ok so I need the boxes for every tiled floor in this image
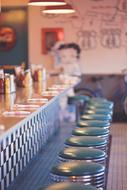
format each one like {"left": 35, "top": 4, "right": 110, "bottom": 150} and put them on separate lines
{"left": 107, "top": 122, "right": 127, "bottom": 190}
{"left": 7, "top": 122, "right": 127, "bottom": 190}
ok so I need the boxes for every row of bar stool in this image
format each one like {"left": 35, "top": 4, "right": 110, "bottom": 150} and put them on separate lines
{"left": 68, "top": 95, "right": 113, "bottom": 122}
{"left": 39, "top": 182, "right": 97, "bottom": 190}
{"left": 40, "top": 96, "right": 114, "bottom": 190}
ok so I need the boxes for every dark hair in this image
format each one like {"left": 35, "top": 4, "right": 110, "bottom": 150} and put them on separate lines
{"left": 58, "top": 44, "right": 67, "bottom": 50}
{"left": 67, "top": 43, "right": 81, "bottom": 56}
{"left": 58, "top": 42, "right": 81, "bottom": 59}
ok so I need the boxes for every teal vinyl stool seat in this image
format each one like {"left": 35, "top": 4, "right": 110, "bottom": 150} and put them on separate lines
{"left": 86, "top": 103, "right": 113, "bottom": 110}
{"left": 68, "top": 96, "right": 113, "bottom": 105}
{"left": 77, "top": 120, "right": 111, "bottom": 129}
{"left": 88, "top": 98, "right": 113, "bottom": 106}
{"left": 40, "top": 182, "right": 97, "bottom": 190}
{"left": 65, "top": 136, "right": 107, "bottom": 152}
{"left": 84, "top": 109, "right": 113, "bottom": 116}
{"left": 68, "top": 95, "right": 90, "bottom": 104}
{"left": 72, "top": 127, "right": 109, "bottom": 140}
{"left": 80, "top": 114, "right": 112, "bottom": 121}
{"left": 58, "top": 147, "right": 106, "bottom": 165}
{"left": 50, "top": 161, "right": 105, "bottom": 189}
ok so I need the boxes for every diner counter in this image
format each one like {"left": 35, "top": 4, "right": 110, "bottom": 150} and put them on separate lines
{"left": 0, "top": 75, "right": 80, "bottom": 190}
{"left": 0, "top": 76, "right": 78, "bottom": 137}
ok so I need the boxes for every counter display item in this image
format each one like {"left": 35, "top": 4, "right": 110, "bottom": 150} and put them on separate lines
{"left": 0, "top": 69, "right": 5, "bottom": 94}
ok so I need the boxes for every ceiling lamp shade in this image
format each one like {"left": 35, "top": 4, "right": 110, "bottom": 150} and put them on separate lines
{"left": 28, "top": 0, "right": 66, "bottom": 6}
{"left": 42, "top": 4, "right": 75, "bottom": 14}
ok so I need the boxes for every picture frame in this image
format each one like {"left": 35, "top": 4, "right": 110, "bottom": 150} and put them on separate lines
{"left": 0, "top": 26, "right": 16, "bottom": 51}
{"left": 41, "top": 28, "right": 64, "bottom": 54}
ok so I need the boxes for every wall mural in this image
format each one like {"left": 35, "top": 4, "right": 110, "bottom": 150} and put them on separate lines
{"left": 100, "top": 28, "right": 121, "bottom": 48}
{"left": 42, "top": 0, "right": 127, "bottom": 52}
{"left": 77, "top": 30, "right": 97, "bottom": 50}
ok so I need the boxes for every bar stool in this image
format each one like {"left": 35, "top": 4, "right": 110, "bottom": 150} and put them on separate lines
{"left": 50, "top": 161, "right": 105, "bottom": 189}
{"left": 39, "top": 182, "right": 97, "bottom": 190}
{"left": 72, "top": 127, "right": 109, "bottom": 141}
{"left": 68, "top": 95, "right": 90, "bottom": 104}
{"left": 58, "top": 147, "right": 106, "bottom": 165}
{"left": 65, "top": 136, "right": 108, "bottom": 152}
{"left": 84, "top": 109, "right": 113, "bottom": 116}
{"left": 68, "top": 95, "right": 90, "bottom": 122}
{"left": 68, "top": 95, "right": 112, "bottom": 105}
{"left": 67, "top": 95, "right": 112, "bottom": 121}
{"left": 68, "top": 96, "right": 113, "bottom": 122}
{"left": 86, "top": 103, "right": 113, "bottom": 111}
{"left": 80, "top": 114, "right": 112, "bottom": 122}
{"left": 77, "top": 120, "right": 111, "bottom": 129}
{"left": 88, "top": 97, "right": 114, "bottom": 107}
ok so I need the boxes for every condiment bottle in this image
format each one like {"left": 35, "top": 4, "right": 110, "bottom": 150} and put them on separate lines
{"left": 10, "top": 74, "right": 16, "bottom": 93}
{"left": 0, "top": 69, "right": 5, "bottom": 94}
{"left": 5, "top": 74, "right": 11, "bottom": 94}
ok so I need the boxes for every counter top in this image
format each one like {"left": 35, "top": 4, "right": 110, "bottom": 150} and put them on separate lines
{"left": 0, "top": 75, "right": 80, "bottom": 190}
{"left": 0, "top": 75, "right": 80, "bottom": 139}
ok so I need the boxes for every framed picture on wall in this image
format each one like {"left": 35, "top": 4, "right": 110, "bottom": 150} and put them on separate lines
{"left": 41, "top": 28, "right": 64, "bottom": 54}
{"left": 0, "top": 26, "right": 16, "bottom": 51}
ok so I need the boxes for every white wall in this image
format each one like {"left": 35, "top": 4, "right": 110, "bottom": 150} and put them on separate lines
{"left": 3, "top": 0, "right": 127, "bottom": 74}
{"left": 28, "top": 0, "right": 127, "bottom": 74}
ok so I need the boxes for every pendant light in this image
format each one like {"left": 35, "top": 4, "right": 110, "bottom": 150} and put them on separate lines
{"left": 42, "top": 4, "right": 75, "bottom": 14}
{"left": 28, "top": 0, "right": 66, "bottom": 6}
